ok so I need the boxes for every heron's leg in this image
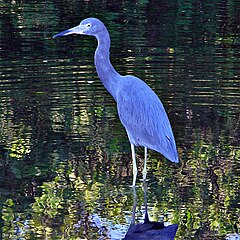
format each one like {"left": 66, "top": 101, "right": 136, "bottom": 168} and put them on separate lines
{"left": 131, "top": 185, "right": 137, "bottom": 224}
{"left": 131, "top": 144, "right": 137, "bottom": 186}
{"left": 143, "top": 147, "right": 147, "bottom": 181}
{"left": 143, "top": 178, "right": 149, "bottom": 223}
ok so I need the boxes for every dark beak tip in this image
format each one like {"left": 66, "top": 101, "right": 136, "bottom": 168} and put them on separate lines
{"left": 52, "top": 29, "right": 71, "bottom": 39}
{"left": 53, "top": 33, "right": 63, "bottom": 39}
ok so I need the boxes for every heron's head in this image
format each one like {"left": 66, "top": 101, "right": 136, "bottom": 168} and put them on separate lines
{"left": 53, "top": 18, "right": 106, "bottom": 38}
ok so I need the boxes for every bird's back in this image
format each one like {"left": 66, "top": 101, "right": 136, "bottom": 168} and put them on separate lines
{"left": 116, "top": 75, "right": 178, "bottom": 163}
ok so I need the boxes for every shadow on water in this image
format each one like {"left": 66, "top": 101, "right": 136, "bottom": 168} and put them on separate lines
{"left": 123, "top": 181, "right": 178, "bottom": 240}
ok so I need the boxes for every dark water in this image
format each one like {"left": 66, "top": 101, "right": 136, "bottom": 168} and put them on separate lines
{"left": 0, "top": 0, "right": 239, "bottom": 239}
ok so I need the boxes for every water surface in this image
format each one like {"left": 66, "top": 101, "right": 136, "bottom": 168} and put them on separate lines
{"left": 0, "top": 0, "right": 239, "bottom": 239}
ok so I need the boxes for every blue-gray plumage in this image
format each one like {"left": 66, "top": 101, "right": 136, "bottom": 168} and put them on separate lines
{"left": 53, "top": 18, "right": 179, "bottom": 186}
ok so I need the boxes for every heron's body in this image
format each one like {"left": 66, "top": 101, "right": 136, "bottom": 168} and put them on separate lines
{"left": 117, "top": 76, "right": 178, "bottom": 162}
{"left": 54, "top": 18, "right": 179, "bottom": 185}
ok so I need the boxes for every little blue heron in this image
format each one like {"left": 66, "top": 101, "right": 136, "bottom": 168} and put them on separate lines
{"left": 53, "top": 18, "right": 179, "bottom": 186}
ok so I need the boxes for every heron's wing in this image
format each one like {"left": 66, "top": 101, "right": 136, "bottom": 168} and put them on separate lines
{"left": 117, "top": 76, "right": 178, "bottom": 163}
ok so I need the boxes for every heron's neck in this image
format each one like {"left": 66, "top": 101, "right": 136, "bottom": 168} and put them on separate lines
{"left": 94, "top": 30, "right": 120, "bottom": 100}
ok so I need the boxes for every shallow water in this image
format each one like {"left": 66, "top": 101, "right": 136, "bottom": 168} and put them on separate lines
{"left": 0, "top": 0, "right": 239, "bottom": 239}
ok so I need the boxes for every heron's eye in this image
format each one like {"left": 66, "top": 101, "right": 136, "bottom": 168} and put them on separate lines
{"left": 86, "top": 23, "right": 91, "bottom": 28}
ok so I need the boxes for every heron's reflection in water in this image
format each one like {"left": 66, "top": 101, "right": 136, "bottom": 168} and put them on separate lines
{"left": 123, "top": 181, "right": 178, "bottom": 240}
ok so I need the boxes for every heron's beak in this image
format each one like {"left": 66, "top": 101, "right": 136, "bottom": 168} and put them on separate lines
{"left": 53, "top": 25, "right": 87, "bottom": 38}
